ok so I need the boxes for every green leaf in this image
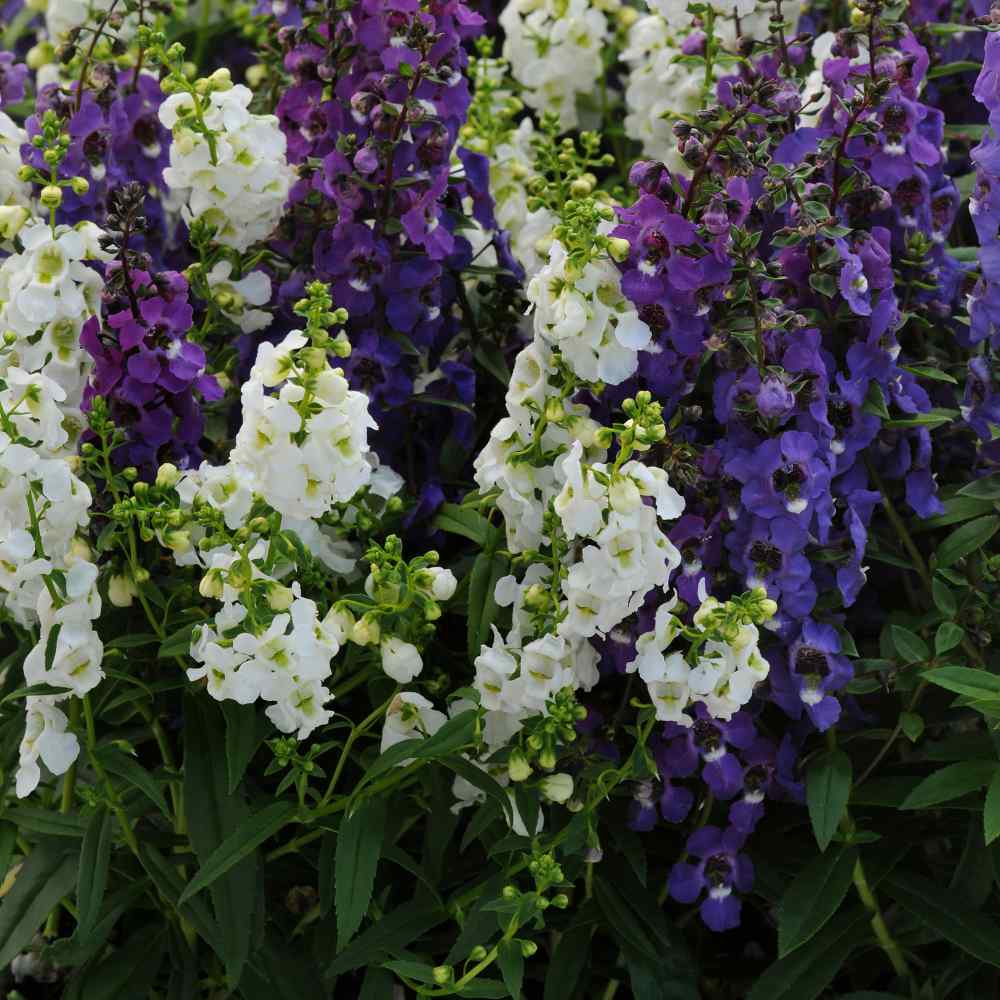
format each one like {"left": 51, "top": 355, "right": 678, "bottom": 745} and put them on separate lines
{"left": 807, "top": 750, "right": 852, "bottom": 851}
{"left": 326, "top": 898, "right": 447, "bottom": 977}
{"left": 76, "top": 807, "right": 113, "bottom": 938}
{"left": 958, "top": 473, "right": 1000, "bottom": 500}
{"left": 431, "top": 503, "right": 491, "bottom": 545}
{"left": 932, "top": 578, "right": 957, "bottom": 616}
{"left": 335, "top": 797, "right": 387, "bottom": 948}
{"left": 594, "top": 869, "right": 698, "bottom": 999}
{"left": 97, "top": 746, "right": 169, "bottom": 815}
{"left": 137, "top": 844, "right": 221, "bottom": 954}
{"left": 443, "top": 756, "right": 513, "bottom": 824}
{"left": 319, "top": 828, "right": 337, "bottom": 919}
{"left": 70, "top": 924, "right": 167, "bottom": 1000}
{"left": 935, "top": 516, "right": 1000, "bottom": 568}
{"left": 899, "top": 761, "right": 997, "bottom": 809}
{"left": 923, "top": 666, "right": 1000, "bottom": 701}
{"left": 899, "top": 712, "right": 924, "bottom": 743}
{"left": 928, "top": 59, "right": 985, "bottom": 78}
{"left": 986, "top": 771, "right": 1000, "bottom": 846}
{"left": 183, "top": 693, "right": 255, "bottom": 987}
{"left": 746, "top": 907, "right": 870, "bottom": 1000}
{"left": 180, "top": 801, "right": 296, "bottom": 904}
{"left": 935, "top": 622, "right": 965, "bottom": 656}
{"left": 543, "top": 907, "right": 597, "bottom": 1000}
{"left": 900, "top": 364, "right": 957, "bottom": 384}
{"left": 473, "top": 341, "right": 511, "bottom": 386}
{"left": 158, "top": 623, "right": 196, "bottom": 659}
{"left": 3, "top": 806, "right": 86, "bottom": 838}
{"left": 466, "top": 552, "right": 508, "bottom": 662}
{"left": 497, "top": 939, "right": 524, "bottom": 999}
{"left": 889, "top": 625, "right": 929, "bottom": 665}
{"left": 222, "top": 701, "right": 272, "bottom": 794}
{"left": 0, "top": 842, "right": 77, "bottom": 968}
{"left": 778, "top": 846, "right": 858, "bottom": 957}
{"left": 883, "top": 870, "right": 1000, "bottom": 966}
{"left": 43, "top": 622, "right": 62, "bottom": 673}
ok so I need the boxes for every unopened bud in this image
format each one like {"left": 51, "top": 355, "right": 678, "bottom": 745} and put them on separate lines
{"left": 40, "top": 185, "right": 63, "bottom": 209}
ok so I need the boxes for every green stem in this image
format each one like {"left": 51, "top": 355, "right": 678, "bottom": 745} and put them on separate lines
{"left": 852, "top": 856, "right": 911, "bottom": 981}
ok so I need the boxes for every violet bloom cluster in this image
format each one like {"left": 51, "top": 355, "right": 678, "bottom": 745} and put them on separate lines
{"left": 273, "top": 0, "right": 505, "bottom": 509}
{"left": 21, "top": 72, "right": 171, "bottom": 251}
{"left": 81, "top": 266, "right": 222, "bottom": 475}
{"left": 605, "top": 17, "right": 979, "bottom": 929}
{"left": 968, "top": 29, "right": 1000, "bottom": 463}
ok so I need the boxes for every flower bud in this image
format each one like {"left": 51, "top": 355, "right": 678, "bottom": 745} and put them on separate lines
{"left": 540, "top": 773, "right": 574, "bottom": 803}
{"left": 108, "top": 573, "right": 138, "bottom": 608}
{"left": 70, "top": 176, "right": 90, "bottom": 196}
{"left": 351, "top": 613, "right": 381, "bottom": 646}
{"left": 40, "top": 185, "right": 63, "bottom": 209}
{"left": 209, "top": 67, "right": 233, "bottom": 91}
{"left": 266, "top": 582, "right": 295, "bottom": 611}
{"left": 432, "top": 966, "right": 452, "bottom": 985}
{"left": 607, "top": 236, "right": 631, "bottom": 262}
{"left": 199, "top": 569, "right": 225, "bottom": 600}
{"left": 508, "top": 751, "right": 532, "bottom": 782}
{"left": 468, "top": 945, "right": 488, "bottom": 962}
{"left": 155, "top": 463, "right": 181, "bottom": 488}
{"left": 521, "top": 939, "right": 538, "bottom": 957}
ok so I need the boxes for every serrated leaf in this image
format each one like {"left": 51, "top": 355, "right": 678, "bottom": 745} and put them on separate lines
{"left": 778, "top": 846, "right": 858, "bottom": 957}
{"left": 889, "top": 625, "right": 929, "bottom": 665}
{"left": 899, "top": 761, "right": 996, "bottom": 809}
{"left": 935, "top": 622, "right": 964, "bottom": 656}
{"left": 884, "top": 870, "right": 1000, "bottom": 966}
{"left": 326, "top": 898, "right": 446, "bottom": 977}
{"left": 335, "top": 797, "right": 387, "bottom": 948}
{"left": 935, "top": 516, "right": 1000, "bottom": 568}
{"left": 76, "top": 807, "right": 113, "bottom": 938}
{"left": 180, "top": 801, "right": 296, "bottom": 904}
{"left": 807, "top": 750, "right": 852, "bottom": 851}
{"left": 498, "top": 939, "right": 524, "bottom": 999}
{"left": 0, "top": 842, "right": 77, "bottom": 968}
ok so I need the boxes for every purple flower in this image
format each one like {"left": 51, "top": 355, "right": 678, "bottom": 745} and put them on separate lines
{"left": 668, "top": 826, "right": 753, "bottom": 931}
{"left": 660, "top": 706, "right": 756, "bottom": 801}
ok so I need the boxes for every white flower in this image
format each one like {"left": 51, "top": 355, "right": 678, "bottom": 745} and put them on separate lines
{"left": 16, "top": 698, "right": 80, "bottom": 799}
{"left": 206, "top": 261, "right": 274, "bottom": 333}
{"left": 380, "top": 692, "right": 447, "bottom": 754}
{"left": 380, "top": 637, "right": 423, "bottom": 683}
{"left": 540, "top": 772, "right": 574, "bottom": 803}
{"left": 160, "top": 85, "right": 296, "bottom": 251}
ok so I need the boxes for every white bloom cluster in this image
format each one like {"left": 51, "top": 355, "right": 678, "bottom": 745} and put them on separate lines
{"left": 528, "top": 239, "right": 652, "bottom": 385}
{"left": 626, "top": 593, "right": 771, "bottom": 727}
{"left": 189, "top": 556, "right": 345, "bottom": 739}
{"left": 0, "top": 220, "right": 108, "bottom": 424}
{"left": 172, "top": 331, "right": 398, "bottom": 738}
{"left": 499, "top": 0, "right": 610, "bottom": 131}
{"left": 159, "top": 83, "right": 295, "bottom": 252}
{"left": 622, "top": 16, "right": 706, "bottom": 173}
{"left": 230, "top": 330, "right": 376, "bottom": 521}
{"left": 0, "top": 214, "right": 106, "bottom": 797}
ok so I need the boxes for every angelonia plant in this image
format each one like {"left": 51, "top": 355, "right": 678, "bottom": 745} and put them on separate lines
{"left": 0, "top": 0, "right": 998, "bottom": 997}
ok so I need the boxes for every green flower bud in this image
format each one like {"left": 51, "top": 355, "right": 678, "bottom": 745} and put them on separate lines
{"left": 40, "top": 185, "right": 63, "bottom": 209}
